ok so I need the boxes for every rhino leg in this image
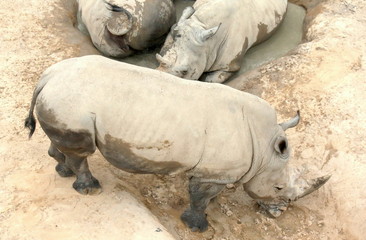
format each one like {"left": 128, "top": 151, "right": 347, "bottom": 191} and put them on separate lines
{"left": 48, "top": 142, "right": 100, "bottom": 194}
{"left": 181, "top": 177, "right": 225, "bottom": 232}
{"left": 202, "top": 70, "right": 234, "bottom": 83}
{"left": 48, "top": 143, "right": 74, "bottom": 177}
{"left": 62, "top": 153, "right": 101, "bottom": 195}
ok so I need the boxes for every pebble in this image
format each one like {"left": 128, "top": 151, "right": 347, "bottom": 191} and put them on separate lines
{"left": 226, "top": 210, "right": 233, "bottom": 217}
{"left": 317, "top": 220, "right": 325, "bottom": 227}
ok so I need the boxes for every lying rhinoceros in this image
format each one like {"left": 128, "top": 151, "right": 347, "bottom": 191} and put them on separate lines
{"left": 76, "top": 0, "right": 176, "bottom": 57}
{"left": 25, "top": 55, "right": 330, "bottom": 232}
{"left": 156, "top": 0, "right": 288, "bottom": 83}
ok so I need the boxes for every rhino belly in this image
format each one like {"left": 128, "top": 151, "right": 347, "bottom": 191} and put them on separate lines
{"left": 97, "top": 134, "right": 186, "bottom": 175}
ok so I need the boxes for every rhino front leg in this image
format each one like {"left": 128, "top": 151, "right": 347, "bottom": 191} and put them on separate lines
{"left": 64, "top": 154, "right": 102, "bottom": 195}
{"left": 48, "top": 143, "right": 74, "bottom": 177}
{"left": 181, "top": 177, "right": 225, "bottom": 232}
{"left": 202, "top": 70, "right": 234, "bottom": 83}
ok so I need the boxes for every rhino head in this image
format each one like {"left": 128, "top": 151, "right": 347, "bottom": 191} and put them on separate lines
{"left": 156, "top": 6, "right": 220, "bottom": 80}
{"left": 243, "top": 111, "right": 331, "bottom": 217}
{"left": 78, "top": 0, "right": 134, "bottom": 57}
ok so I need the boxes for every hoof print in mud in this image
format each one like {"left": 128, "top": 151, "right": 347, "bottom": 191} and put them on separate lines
{"left": 55, "top": 163, "right": 74, "bottom": 177}
{"left": 181, "top": 209, "right": 208, "bottom": 232}
{"left": 73, "top": 177, "right": 102, "bottom": 195}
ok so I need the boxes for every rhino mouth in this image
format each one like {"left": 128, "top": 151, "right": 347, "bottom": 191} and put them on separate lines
{"left": 257, "top": 201, "right": 289, "bottom": 218}
{"left": 106, "top": 29, "right": 130, "bottom": 52}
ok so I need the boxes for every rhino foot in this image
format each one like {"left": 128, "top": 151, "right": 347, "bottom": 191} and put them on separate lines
{"left": 55, "top": 163, "right": 75, "bottom": 177}
{"left": 73, "top": 175, "right": 102, "bottom": 195}
{"left": 202, "top": 70, "right": 234, "bottom": 84}
{"left": 181, "top": 209, "right": 208, "bottom": 232}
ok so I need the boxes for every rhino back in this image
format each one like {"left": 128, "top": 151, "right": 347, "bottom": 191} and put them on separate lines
{"left": 192, "top": 0, "right": 287, "bottom": 72}
{"left": 125, "top": 0, "right": 176, "bottom": 49}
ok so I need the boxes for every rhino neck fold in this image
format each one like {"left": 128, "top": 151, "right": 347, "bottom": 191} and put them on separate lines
{"left": 238, "top": 111, "right": 264, "bottom": 184}
{"left": 239, "top": 114, "right": 283, "bottom": 184}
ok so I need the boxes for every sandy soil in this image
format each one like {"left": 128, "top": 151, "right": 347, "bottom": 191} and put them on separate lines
{"left": 0, "top": 0, "right": 365, "bottom": 239}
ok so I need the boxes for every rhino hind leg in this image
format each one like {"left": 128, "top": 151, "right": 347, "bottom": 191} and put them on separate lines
{"left": 201, "top": 70, "right": 234, "bottom": 83}
{"left": 181, "top": 177, "right": 225, "bottom": 232}
{"left": 48, "top": 142, "right": 101, "bottom": 194}
{"left": 42, "top": 122, "right": 100, "bottom": 195}
{"left": 64, "top": 153, "right": 101, "bottom": 195}
{"left": 48, "top": 143, "right": 74, "bottom": 177}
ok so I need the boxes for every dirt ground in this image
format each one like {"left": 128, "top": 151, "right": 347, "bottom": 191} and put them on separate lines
{"left": 1, "top": 0, "right": 365, "bottom": 239}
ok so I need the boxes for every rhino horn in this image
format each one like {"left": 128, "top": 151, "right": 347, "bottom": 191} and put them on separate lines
{"left": 280, "top": 110, "right": 300, "bottom": 131}
{"left": 106, "top": 4, "right": 133, "bottom": 36}
{"left": 156, "top": 53, "right": 171, "bottom": 67}
{"left": 178, "top": 6, "right": 195, "bottom": 24}
{"left": 199, "top": 24, "right": 221, "bottom": 42}
{"left": 295, "top": 174, "right": 331, "bottom": 200}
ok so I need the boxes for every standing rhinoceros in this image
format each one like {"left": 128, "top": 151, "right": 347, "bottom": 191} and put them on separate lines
{"left": 76, "top": 0, "right": 176, "bottom": 57}
{"left": 25, "top": 55, "right": 329, "bottom": 232}
{"left": 156, "top": 0, "right": 288, "bottom": 83}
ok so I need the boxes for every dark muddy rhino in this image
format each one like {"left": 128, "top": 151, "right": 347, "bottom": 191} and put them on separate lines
{"left": 25, "top": 55, "right": 330, "bottom": 232}
{"left": 76, "top": 0, "right": 176, "bottom": 57}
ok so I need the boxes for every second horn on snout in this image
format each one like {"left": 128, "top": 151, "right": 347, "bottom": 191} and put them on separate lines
{"left": 156, "top": 53, "right": 172, "bottom": 67}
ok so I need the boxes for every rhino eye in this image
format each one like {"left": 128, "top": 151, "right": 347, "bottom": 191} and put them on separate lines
{"left": 274, "top": 186, "right": 283, "bottom": 191}
{"left": 172, "top": 30, "right": 182, "bottom": 40}
{"left": 181, "top": 70, "right": 188, "bottom": 76}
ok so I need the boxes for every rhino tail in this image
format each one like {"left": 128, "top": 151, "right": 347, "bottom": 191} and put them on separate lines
{"left": 24, "top": 113, "right": 36, "bottom": 139}
{"left": 24, "top": 73, "right": 51, "bottom": 139}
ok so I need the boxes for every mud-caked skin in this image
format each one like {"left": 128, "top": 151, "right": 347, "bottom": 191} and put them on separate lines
{"left": 55, "top": 163, "right": 74, "bottom": 177}
{"left": 181, "top": 178, "right": 225, "bottom": 232}
{"left": 25, "top": 56, "right": 330, "bottom": 232}
{"left": 76, "top": 0, "right": 176, "bottom": 57}
{"left": 72, "top": 174, "right": 101, "bottom": 195}
{"left": 48, "top": 144, "right": 74, "bottom": 177}
{"left": 181, "top": 210, "right": 208, "bottom": 232}
{"left": 48, "top": 142, "right": 101, "bottom": 194}
{"left": 157, "top": 0, "right": 288, "bottom": 83}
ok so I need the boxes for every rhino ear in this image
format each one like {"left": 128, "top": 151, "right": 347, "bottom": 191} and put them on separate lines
{"left": 274, "top": 136, "right": 289, "bottom": 157}
{"left": 106, "top": 4, "right": 133, "bottom": 35}
{"left": 199, "top": 24, "right": 221, "bottom": 42}
{"left": 178, "top": 6, "right": 195, "bottom": 24}
{"left": 280, "top": 111, "right": 300, "bottom": 131}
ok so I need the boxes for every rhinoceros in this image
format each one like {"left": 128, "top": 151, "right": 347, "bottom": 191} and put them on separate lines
{"left": 25, "top": 55, "right": 330, "bottom": 232}
{"left": 156, "top": 0, "right": 288, "bottom": 83}
{"left": 76, "top": 0, "right": 176, "bottom": 57}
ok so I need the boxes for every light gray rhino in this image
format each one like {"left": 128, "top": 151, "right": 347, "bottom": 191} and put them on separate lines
{"left": 76, "top": 0, "right": 176, "bottom": 57}
{"left": 156, "top": 0, "right": 288, "bottom": 83}
{"left": 25, "top": 55, "right": 330, "bottom": 232}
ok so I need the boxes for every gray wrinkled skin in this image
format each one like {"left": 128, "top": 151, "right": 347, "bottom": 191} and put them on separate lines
{"left": 25, "top": 56, "right": 330, "bottom": 232}
{"left": 76, "top": 0, "right": 176, "bottom": 57}
{"left": 157, "top": 0, "right": 288, "bottom": 83}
